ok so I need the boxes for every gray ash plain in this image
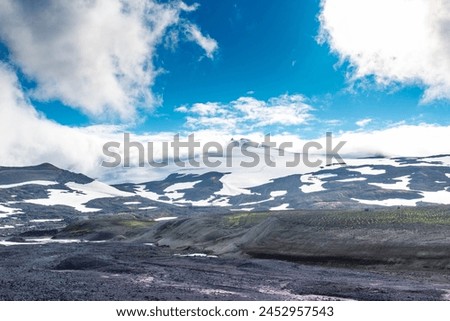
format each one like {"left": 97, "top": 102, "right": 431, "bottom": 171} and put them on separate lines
{"left": 0, "top": 207, "right": 449, "bottom": 301}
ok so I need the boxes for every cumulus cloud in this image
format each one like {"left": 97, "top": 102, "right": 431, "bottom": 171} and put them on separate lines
{"left": 2, "top": 62, "right": 450, "bottom": 183}
{"left": 3, "top": 1, "right": 450, "bottom": 184}
{"left": 184, "top": 23, "right": 218, "bottom": 59}
{"left": 318, "top": 0, "right": 450, "bottom": 102}
{"left": 0, "top": 62, "right": 176, "bottom": 182}
{"left": 336, "top": 124, "right": 450, "bottom": 157}
{"left": 0, "top": 63, "right": 106, "bottom": 174}
{"left": 168, "top": 124, "right": 450, "bottom": 159}
{"left": 356, "top": 118, "right": 372, "bottom": 127}
{"left": 190, "top": 102, "right": 222, "bottom": 116}
{"left": 0, "top": 0, "right": 217, "bottom": 120}
{"left": 176, "top": 94, "right": 314, "bottom": 132}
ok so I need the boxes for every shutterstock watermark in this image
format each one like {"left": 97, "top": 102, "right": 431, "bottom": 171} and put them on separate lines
{"left": 101, "top": 132, "right": 347, "bottom": 168}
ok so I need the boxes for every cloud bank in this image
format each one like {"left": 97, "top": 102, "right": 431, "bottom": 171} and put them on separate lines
{"left": 176, "top": 94, "right": 314, "bottom": 132}
{"left": 0, "top": 1, "right": 449, "bottom": 183}
{"left": 184, "top": 24, "right": 219, "bottom": 59}
{"left": 356, "top": 118, "right": 372, "bottom": 128}
{"left": 2, "top": 60, "right": 450, "bottom": 183}
{"left": 0, "top": 0, "right": 217, "bottom": 120}
{"left": 318, "top": 0, "right": 450, "bottom": 102}
{"left": 0, "top": 63, "right": 106, "bottom": 175}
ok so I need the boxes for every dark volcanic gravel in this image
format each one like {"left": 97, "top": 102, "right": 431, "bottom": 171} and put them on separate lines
{"left": 0, "top": 242, "right": 448, "bottom": 301}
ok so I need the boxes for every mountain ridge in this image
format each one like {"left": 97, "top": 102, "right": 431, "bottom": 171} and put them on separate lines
{"left": 0, "top": 153, "right": 450, "bottom": 235}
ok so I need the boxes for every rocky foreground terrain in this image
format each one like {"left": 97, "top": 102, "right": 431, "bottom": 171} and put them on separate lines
{"left": 1, "top": 159, "right": 450, "bottom": 300}
{"left": 1, "top": 207, "right": 449, "bottom": 300}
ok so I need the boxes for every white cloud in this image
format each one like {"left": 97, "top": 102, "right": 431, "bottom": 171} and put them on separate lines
{"left": 184, "top": 23, "right": 219, "bottom": 59}
{"left": 174, "top": 105, "right": 188, "bottom": 113}
{"left": 236, "top": 95, "right": 313, "bottom": 126}
{"left": 0, "top": 62, "right": 184, "bottom": 182}
{"left": 0, "top": 63, "right": 106, "bottom": 175}
{"left": 2, "top": 60, "right": 450, "bottom": 183}
{"left": 336, "top": 124, "right": 450, "bottom": 157}
{"left": 179, "top": 2, "right": 200, "bottom": 12}
{"left": 2, "top": 61, "right": 450, "bottom": 183}
{"left": 324, "top": 119, "right": 343, "bottom": 126}
{"left": 190, "top": 102, "right": 222, "bottom": 116}
{"left": 318, "top": 0, "right": 450, "bottom": 102}
{"left": 177, "top": 94, "right": 314, "bottom": 132}
{"left": 356, "top": 118, "right": 372, "bottom": 127}
{"left": 0, "top": 0, "right": 217, "bottom": 120}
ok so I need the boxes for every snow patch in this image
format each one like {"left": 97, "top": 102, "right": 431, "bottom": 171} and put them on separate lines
{"left": 300, "top": 174, "right": 326, "bottom": 193}
{"left": 138, "top": 206, "right": 157, "bottom": 210}
{"left": 143, "top": 181, "right": 204, "bottom": 204}
{"left": 317, "top": 173, "right": 338, "bottom": 179}
{"left": 349, "top": 166, "right": 386, "bottom": 175}
{"left": 164, "top": 181, "right": 201, "bottom": 192}
{"left": 270, "top": 203, "right": 291, "bottom": 211}
{"left": 164, "top": 191, "right": 185, "bottom": 201}
{"left": 25, "top": 181, "right": 133, "bottom": 213}
{"left": 154, "top": 217, "right": 178, "bottom": 222}
{"left": 418, "top": 156, "right": 450, "bottom": 166}
{"left": 27, "top": 238, "right": 82, "bottom": 244}
{"left": 270, "top": 190, "right": 287, "bottom": 197}
{"left": 353, "top": 187, "right": 450, "bottom": 206}
{"left": 135, "top": 185, "right": 163, "bottom": 202}
{"left": 174, "top": 253, "right": 218, "bottom": 258}
{"left": 215, "top": 176, "right": 252, "bottom": 196}
{"left": 352, "top": 198, "right": 418, "bottom": 206}
{"left": 421, "top": 191, "right": 450, "bottom": 205}
{"left": 369, "top": 176, "right": 411, "bottom": 191}
{"left": 0, "top": 238, "right": 82, "bottom": 246}
{"left": 336, "top": 177, "right": 367, "bottom": 183}
{"left": 0, "top": 205, "right": 22, "bottom": 218}
{"left": 29, "top": 219, "right": 63, "bottom": 223}
{"left": 210, "top": 197, "right": 231, "bottom": 207}
{"left": 0, "top": 204, "right": 23, "bottom": 217}
{"left": 0, "top": 180, "right": 57, "bottom": 189}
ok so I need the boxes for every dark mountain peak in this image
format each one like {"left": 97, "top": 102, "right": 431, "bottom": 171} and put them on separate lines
{"left": 34, "top": 163, "right": 60, "bottom": 170}
{"left": 0, "top": 163, "right": 61, "bottom": 172}
{"left": 226, "top": 137, "right": 260, "bottom": 149}
{"left": 0, "top": 163, "right": 93, "bottom": 185}
{"left": 418, "top": 154, "right": 450, "bottom": 159}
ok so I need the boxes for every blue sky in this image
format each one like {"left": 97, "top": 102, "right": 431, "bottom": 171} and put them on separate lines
{"left": 0, "top": 0, "right": 449, "bottom": 174}
{"left": 2, "top": 0, "right": 446, "bottom": 138}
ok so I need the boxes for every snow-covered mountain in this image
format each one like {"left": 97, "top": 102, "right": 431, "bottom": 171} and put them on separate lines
{"left": 113, "top": 152, "right": 450, "bottom": 211}
{"left": 1, "top": 145, "right": 450, "bottom": 233}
